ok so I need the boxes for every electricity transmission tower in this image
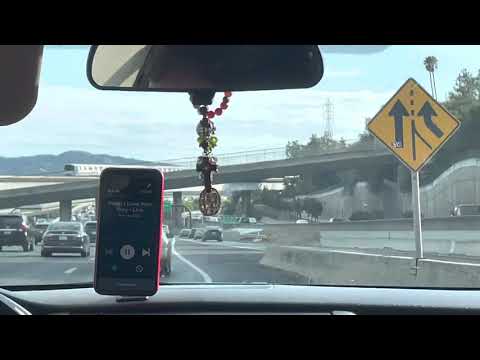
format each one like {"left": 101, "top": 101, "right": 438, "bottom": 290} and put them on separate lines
{"left": 323, "top": 98, "right": 334, "bottom": 139}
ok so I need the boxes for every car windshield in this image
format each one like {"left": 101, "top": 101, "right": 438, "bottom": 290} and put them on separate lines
{"left": 48, "top": 223, "right": 81, "bottom": 232}
{"left": 0, "top": 216, "right": 22, "bottom": 227}
{"left": 2, "top": 45, "right": 480, "bottom": 289}
{"left": 84, "top": 223, "right": 96, "bottom": 230}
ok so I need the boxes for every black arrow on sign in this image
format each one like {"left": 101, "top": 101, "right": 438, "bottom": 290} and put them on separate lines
{"left": 411, "top": 119, "right": 433, "bottom": 161}
{"left": 418, "top": 101, "right": 444, "bottom": 138}
{"left": 388, "top": 100, "right": 409, "bottom": 148}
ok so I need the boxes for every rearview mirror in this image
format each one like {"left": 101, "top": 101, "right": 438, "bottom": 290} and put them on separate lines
{"left": 87, "top": 45, "right": 323, "bottom": 92}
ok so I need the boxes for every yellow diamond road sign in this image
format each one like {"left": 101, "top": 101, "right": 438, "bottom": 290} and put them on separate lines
{"left": 368, "top": 78, "right": 461, "bottom": 172}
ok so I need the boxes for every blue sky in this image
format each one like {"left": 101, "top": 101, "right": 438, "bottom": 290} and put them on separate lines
{"left": 2, "top": 45, "right": 479, "bottom": 161}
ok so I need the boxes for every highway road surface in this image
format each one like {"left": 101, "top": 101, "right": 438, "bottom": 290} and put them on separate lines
{"left": 0, "top": 238, "right": 307, "bottom": 287}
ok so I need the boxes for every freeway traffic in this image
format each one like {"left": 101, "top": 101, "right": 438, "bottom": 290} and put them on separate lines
{"left": 0, "top": 237, "right": 307, "bottom": 287}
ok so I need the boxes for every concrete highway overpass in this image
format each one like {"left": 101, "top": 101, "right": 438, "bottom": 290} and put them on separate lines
{"left": 0, "top": 148, "right": 393, "bottom": 210}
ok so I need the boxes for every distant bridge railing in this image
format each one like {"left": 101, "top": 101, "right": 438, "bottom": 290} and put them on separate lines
{"left": 161, "top": 139, "right": 387, "bottom": 169}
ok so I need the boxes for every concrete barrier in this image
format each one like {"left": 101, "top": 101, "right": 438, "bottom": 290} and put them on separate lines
{"left": 261, "top": 216, "right": 480, "bottom": 232}
{"left": 259, "top": 219, "right": 480, "bottom": 256}
{"left": 260, "top": 245, "right": 480, "bottom": 287}
{"left": 317, "top": 231, "right": 480, "bottom": 256}
{"left": 222, "top": 216, "right": 480, "bottom": 249}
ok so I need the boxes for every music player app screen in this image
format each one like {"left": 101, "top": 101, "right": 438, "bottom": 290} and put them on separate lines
{"left": 97, "top": 173, "right": 160, "bottom": 279}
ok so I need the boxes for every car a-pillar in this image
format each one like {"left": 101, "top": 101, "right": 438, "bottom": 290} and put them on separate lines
{"left": 59, "top": 199, "right": 72, "bottom": 221}
{"left": 95, "top": 195, "right": 98, "bottom": 218}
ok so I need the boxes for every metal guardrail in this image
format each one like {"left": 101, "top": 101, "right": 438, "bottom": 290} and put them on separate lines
{"left": 160, "top": 139, "right": 385, "bottom": 169}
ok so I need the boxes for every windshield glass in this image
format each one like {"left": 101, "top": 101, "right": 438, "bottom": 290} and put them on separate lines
{"left": 84, "top": 223, "right": 96, "bottom": 231}
{"left": 48, "top": 223, "right": 81, "bottom": 232}
{"left": 0, "top": 216, "right": 22, "bottom": 227}
{"left": 2, "top": 45, "right": 480, "bottom": 288}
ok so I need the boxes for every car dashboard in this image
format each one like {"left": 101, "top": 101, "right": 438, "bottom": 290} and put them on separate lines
{"left": 1, "top": 284, "right": 480, "bottom": 315}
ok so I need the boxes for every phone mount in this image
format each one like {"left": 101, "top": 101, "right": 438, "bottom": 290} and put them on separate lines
{"left": 189, "top": 90, "right": 215, "bottom": 107}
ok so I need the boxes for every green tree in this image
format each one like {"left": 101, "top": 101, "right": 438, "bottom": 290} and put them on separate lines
{"left": 222, "top": 198, "right": 236, "bottom": 215}
{"left": 286, "top": 134, "right": 344, "bottom": 159}
{"left": 424, "top": 56, "right": 438, "bottom": 98}
{"left": 294, "top": 197, "right": 303, "bottom": 219}
{"left": 421, "top": 69, "right": 480, "bottom": 185}
{"left": 309, "top": 200, "right": 323, "bottom": 222}
{"left": 282, "top": 176, "right": 301, "bottom": 197}
{"left": 301, "top": 198, "right": 323, "bottom": 222}
{"left": 448, "top": 68, "right": 478, "bottom": 102}
{"left": 358, "top": 131, "right": 374, "bottom": 144}
{"left": 286, "top": 140, "right": 303, "bottom": 159}
{"left": 444, "top": 68, "right": 480, "bottom": 120}
{"left": 183, "top": 197, "right": 199, "bottom": 211}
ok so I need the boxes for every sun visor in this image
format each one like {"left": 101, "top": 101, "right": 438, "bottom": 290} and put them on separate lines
{"left": 0, "top": 45, "right": 43, "bottom": 126}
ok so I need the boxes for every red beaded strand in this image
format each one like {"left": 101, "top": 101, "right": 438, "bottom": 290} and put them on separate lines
{"left": 201, "top": 91, "right": 232, "bottom": 120}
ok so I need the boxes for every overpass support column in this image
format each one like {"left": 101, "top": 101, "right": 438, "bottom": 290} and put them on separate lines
{"left": 383, "top": 164, "right": 402, "bottom": 219}
{"left": 340, "top": 170, "right": 356, "bottom": 220}
{"left": 302, "top": 169, "right": 314, "bottom": 193}
{"left": 240, "top": 190, "right": 253, "bottom": 217}
{"left": 60, "top": 199, "right": 72, "bottom": 221}
{"left": 173, "top": 192, "right": 183, "bottom": 231}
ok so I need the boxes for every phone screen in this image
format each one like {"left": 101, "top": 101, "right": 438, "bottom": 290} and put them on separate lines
{"left": 94, "top": 168, "right": 163, "bottom": 296}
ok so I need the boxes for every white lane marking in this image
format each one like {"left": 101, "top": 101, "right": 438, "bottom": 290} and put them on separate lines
{"left": 282, "top": 245, "right": 414, "bottom": 260}
{"left": 172, "top": 243, "right": 212, "bottom": 283}
{"left": 177, "top": 238, "right": 264, "bottom": 252}
{"left": 224, "top": 243, "right": 265, "bottom": 251}
{"left": 64, "top": 267, "right": 77, "bottom": 274}
{"left": 421, "top": 258, "right": 480, "bottom": 267}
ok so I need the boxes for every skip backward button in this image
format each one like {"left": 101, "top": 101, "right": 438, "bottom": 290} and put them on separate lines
{"left": 142, "top": 248, "right": 151, "bottom": 257}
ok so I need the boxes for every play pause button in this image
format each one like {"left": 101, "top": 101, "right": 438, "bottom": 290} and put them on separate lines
{"left": 120, "top": 245, "right": 135, "bottom": 260}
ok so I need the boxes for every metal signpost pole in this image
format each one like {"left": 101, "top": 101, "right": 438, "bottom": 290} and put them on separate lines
{"left": 411, "top": 171, "right": 423, "bottom": 259}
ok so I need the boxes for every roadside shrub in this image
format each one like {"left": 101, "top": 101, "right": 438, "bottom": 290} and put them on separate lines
{"left": 371, "top": 210, "right": 384, "bottom": 219}
{"left": 349, "top": 211, "right": 372, "bottom": 221}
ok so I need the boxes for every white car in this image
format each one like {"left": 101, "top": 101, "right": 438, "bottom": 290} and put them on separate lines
{"left": 329, "top": 217, "right": 348, "bottom": 223}
{"left": 161, "top": 228, "right": 172, "bottom": 276}
{"left": 240, "top": 217, "right": 257, "bottom": 224}
{"left": 295, "top": 219, "right": 309, "bottom": 224}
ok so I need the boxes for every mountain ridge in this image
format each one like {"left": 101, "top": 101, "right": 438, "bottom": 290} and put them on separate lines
{"left": 0, "top": 151, "right": 167, "bottom": 175}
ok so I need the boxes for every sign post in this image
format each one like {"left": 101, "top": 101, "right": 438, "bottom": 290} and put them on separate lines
{"left": 367, "top": 78, "right": 460, "bottom": 262}
{"left": 411, "top": 171, "right": 423, "bottom": 259}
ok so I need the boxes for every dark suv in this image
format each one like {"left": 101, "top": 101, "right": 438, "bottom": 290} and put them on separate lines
{"left": 84, "top": 221, "right": 97, "bottom": 244}
{"left": 0, "top": 215, "right": 34, "bottom": 252}
{"left": 32, "top": 222, "right": 50, "bottom": 244}
{"left": 202, "top": 228, "right": 223, "bottom": 242}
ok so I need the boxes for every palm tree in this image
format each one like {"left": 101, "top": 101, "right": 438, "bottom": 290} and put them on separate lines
{"left": 424, "top": 56, "right": 438, "bottom": 99}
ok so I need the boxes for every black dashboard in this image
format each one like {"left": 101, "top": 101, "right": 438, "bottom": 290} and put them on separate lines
{"left": 1, "top": 284, "right": 480, "bottom": 315}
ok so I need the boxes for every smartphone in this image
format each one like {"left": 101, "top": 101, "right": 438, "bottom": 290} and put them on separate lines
{"left": 94, "top": 167, "right": 164, "bottom": 296}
